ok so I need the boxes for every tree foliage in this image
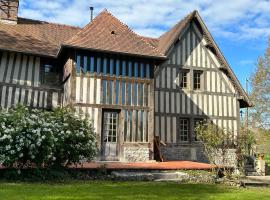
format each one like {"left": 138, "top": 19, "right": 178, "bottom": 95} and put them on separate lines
{"left": 249, "top": 38, "right": 270, "bottom": 128}
{"left": 196, "top": 123, "right": 254, "bottom": 175}
{"left": 195, "top": 123, "right": 231, "bottom": 168}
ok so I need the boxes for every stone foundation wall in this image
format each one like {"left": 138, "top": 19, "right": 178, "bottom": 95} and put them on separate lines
{"left": 161, "top": 144, "right": 209, "bottom": 163}
{"left": 212, "top": 149, "right": 237, "bottom": 167}
{"left": 124, "top": 147, "right": 150, "bottom": 162}
{"left": 161, "top": 144, "right": 237, "bottom": 167}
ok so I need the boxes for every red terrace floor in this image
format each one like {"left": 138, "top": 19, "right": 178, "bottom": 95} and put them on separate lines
{"left": 70, "top": 161, "right": 215, "bottom": 170}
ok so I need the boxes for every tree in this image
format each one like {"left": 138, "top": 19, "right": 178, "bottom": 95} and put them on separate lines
{"left": 249, "top": 37, "right": 270, "bottom": 129}
{"left": 196, "top": 123, "right": 254, "bottom": 176}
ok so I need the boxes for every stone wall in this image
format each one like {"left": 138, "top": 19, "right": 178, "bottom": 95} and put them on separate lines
{"left": 124, "top": 147, "right": 150, "bottom": 162}
{"left": 161, "top": 144, "right": 209, "bottom": 163}
{"left": 161, "top": 144, "right": 237, "bottom": 168}
{"left": 212, "top": 149, "right": 237, "bottom": 167}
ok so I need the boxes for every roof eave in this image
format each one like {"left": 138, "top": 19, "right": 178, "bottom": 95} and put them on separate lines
{"left": 61, "top": 44, "right": 166, "bottom": 60}
{"left": 0, "top": 47, "right": 57, "bottom": 58}
{"left": 193, "top": 12, "right": 252, "bottom": 107}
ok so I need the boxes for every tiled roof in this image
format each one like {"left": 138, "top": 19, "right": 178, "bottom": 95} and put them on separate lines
{"left": 0, "top": 9, "right": 251, "bottom": 107}
{"left": 140, "top": 11, "right": 196, "bottom": 54}
{"left": 0, "top": 18, "right": 80, "bottom": 57}
{"left": 157, "top": 11, "right": 196, "bottom": 54}
{"left": 65, "top": 9, "right": 165, "bottom": 59}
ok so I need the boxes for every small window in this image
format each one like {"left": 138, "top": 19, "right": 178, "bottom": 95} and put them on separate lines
{"left": 179, "top": 118, "right": 189, "bottom": 142}
{"left": 180, "top": 70, "right": 189, "bottom": 89}
{"left": 42, "top": 64, "right": 59, "bottom": 85}
{"left": 194, "top": 71, "right": 202, "bottom": 90}
{"left": 194, "top": 119, "right": 206, "bottom": 141}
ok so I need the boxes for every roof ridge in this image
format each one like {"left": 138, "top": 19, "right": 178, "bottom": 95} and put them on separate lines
{"left": 141, "top": 36, "right": 158, "bottom": 40}
{"left": 157, "top": 10, "right": 197, "bottom": 54}
{"left": 104, "top": 10, "right": 164, "bottom": 57}
{"left": 18, "top": 17, "right": 81, "bottom": 29}
{"left": 66, "top": 9, "right": 108, "bottom": 44}
{"left": 159, "top": 10, "right": 196, "bottom": 39}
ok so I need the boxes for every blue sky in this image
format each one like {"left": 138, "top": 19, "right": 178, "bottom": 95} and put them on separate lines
{"left": 19, "top": 0, "right": 270, "bottom": 87}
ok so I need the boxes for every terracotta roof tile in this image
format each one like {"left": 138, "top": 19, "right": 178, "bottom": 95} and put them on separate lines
{"left": 140, "top": 11, "right": 196, "bottom": 54}
{"left": 0, "top": 9, "right": 250, "bottom": 106}
{"left": 157, "top": 11, "right": 196, "bottom": 54}
{"left": 0, "top": 18, "right": 80, "bottom": 57}
{"left": 65, "top": 9, "right": 165, "bottom": 58}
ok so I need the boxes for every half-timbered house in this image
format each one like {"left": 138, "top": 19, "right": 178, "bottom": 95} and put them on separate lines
{"left": 0, "top": 0, "right": 251, "bottom": 163}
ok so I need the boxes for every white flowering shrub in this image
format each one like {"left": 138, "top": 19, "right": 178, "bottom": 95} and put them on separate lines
{"left": 52, "top": 108, "right": 97, "bottom": 167}
{"left": 0, "top": 105, "right": 96, "bottom": 168}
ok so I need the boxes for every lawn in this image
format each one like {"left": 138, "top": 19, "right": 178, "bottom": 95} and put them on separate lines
{"left": 264, "top": 154, "right": 270, "bottom": 165}
{"left": 0, "top": 181, "right": 270, "bottom": 200}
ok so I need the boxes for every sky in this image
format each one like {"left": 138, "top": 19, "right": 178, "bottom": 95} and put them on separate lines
{"left": 19, "top": 0, "right": 270, "bottom": 88}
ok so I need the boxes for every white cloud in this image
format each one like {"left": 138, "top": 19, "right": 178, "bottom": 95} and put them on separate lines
{"left": 239, "top": 59, "right": 255, "bottom": 66}
{"left": 18, "top": 0, "right": 270, "bottom": 40}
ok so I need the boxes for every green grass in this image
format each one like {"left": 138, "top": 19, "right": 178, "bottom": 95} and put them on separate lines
{"left": 264, "top": 154, "right": 270, "bottom": 165}
{"left": 0, "top": 181, "right": 270, "bottom": 200}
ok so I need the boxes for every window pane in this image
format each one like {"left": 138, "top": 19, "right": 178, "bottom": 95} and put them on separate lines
{"left": 115, "top": 80, "right": 119, "bottom": 104}
{"left": 97, "top": 57, "right": 101, "bottom": 74}
{"left": 110, "top": 58, "right": 114, "bottom": 75}
{"left": 146, "top": 64, "right": 150, "bottom": 78}
{"left": 122, "top": 61, "right": 126, "bottom": 76}
{"left": 43, "top": 64, "right": 59, "bottom": 85}
{"left": 76, "top": 55, "right": 81, "bottom": 73}
{"left": 116, "top": 60, "right": 120, "bottom": 76}
{"left": 180, "top": 71, "right": 188, "bottom": 88}
{"left": 179, "top": 118, "right": 189, "bottom": 142}
{"left": 122, "top": 81, "right": 125, "bottom": 105}
{"left": 103, "top": 58, "right": 107, "bottom": 74}
{"left": 194, "top": 71, "right": 202, "bottom": 90}
{"left": 134, "top": 62, "right": 138, "bottom": 77}
{"left": 83, "top": 56, "right": 88, "bottom": 73}
{"left": 128, "top": 61, "right": 132, "bottom": 77}
{"left": 90, "top": 57, "right": 94, "bottom": 73}
{"left": 140, "top": 63, "right": 144, "bottom": 78}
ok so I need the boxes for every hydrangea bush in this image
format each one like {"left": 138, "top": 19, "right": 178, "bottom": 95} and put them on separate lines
{"left": 0, "top": 105, "right": 96, "bottom": 168}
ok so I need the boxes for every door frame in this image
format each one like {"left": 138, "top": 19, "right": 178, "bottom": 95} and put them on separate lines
{"left": 101, "top": 109, "right": 121, "bottom": 161}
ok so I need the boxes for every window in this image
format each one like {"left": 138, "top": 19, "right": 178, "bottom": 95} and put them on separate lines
{"left": 193, "top": 71, "right": 202, "bottom": 90}
{"left": 103, "top": 112, "right": 118, "bottom": 143}
{"left": 75, "top": 53, "right": 154, "bottom": 78}
{"left": 194, "top": 118, "right": 205, "bottom": 141}
{"left": 42, "top": 64, "right": 59, "bottom": 85}
{"left": 179, "top": 118, "right": 189, "bottom": 142}
{"left": 180, "top": 70, "right": 188, "bottom": 89}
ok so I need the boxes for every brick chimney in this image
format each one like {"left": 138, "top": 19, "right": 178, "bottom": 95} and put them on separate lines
{"left": 0, "top": 0, "right": 19, "bottom": 24}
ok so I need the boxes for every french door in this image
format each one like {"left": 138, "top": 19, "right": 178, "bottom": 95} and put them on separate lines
{"left": 102, "top": 111, "right": 119, "bottom": 161}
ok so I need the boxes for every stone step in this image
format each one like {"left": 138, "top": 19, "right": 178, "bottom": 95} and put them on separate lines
{"left": 152, "top": 172, "right": 188, "bottom": 180}
{"left": 245, "top": 164, "right": 254, "bottom": 168}
{"left": 111, "top": 171, "right": 154, "bottom": 181}
{"left": 245, "top": 168, "right": 256, "bottom": 172}
{"left": 246, "top": 172, "right": 262, "bottom": 176}
{"left": 154, "top": 178, "right": 183, "bottom": 182}
{"left": 111, "top": 171, "right": 189, "bottom": 181}
{"left": 241, "top": 177, "right": 270, "bottom": 187}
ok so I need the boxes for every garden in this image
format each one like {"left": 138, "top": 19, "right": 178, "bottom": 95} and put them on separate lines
{"left": 0, "top": 106, "right": 269, "bottom": 200}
